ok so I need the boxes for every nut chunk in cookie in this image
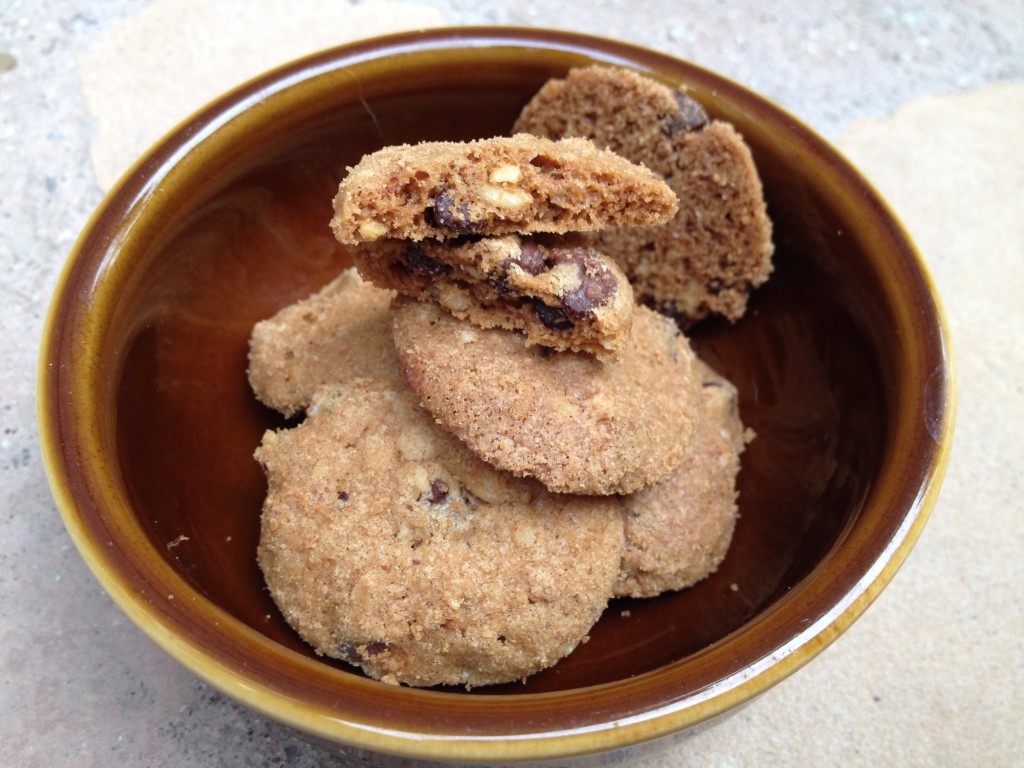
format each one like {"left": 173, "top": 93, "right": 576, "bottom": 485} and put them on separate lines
{"left": 256, "top": 378, "right": 623, "bottom": 688}
{"left": 514, "top": 65, "right": 774, "bottom": 326}
{"left": 393, "top": 299, "right": 702, "bottom": 496}
{"left": 330, "top": 134, "right": 678, "bottom": 244}
{"left": 353, "top": 234, "right": 633, "bottom": 358}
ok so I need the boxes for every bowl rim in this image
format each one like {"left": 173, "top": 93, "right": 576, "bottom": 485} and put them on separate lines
{"left": 38, "top": 25, "right": 956, "bottom": 763}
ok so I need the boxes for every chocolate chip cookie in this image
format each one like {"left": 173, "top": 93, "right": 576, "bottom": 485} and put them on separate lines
{"left": 513, "top": 65, "right": 774, "bottom": 326}
{"left": 392, "top": 299, "right": 702, "bottom": 496}
{"left": 615, "top": 360, "right": 747, "bottom": 598}
{"left": 352, "top": 234, "right": 633, "bottom": 358}
{"left": 330, "top": 133, "right": 678, "bottom": 244}
{"left": 256, "top": 377, "right": 624, "bottom": 688}
{"left": 247, "top": 268, "right": 397, "bottom": 417}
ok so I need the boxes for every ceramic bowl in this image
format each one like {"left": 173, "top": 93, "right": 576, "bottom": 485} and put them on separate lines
{"left": 39, "top": 27, "right": 954, "bottom": 766}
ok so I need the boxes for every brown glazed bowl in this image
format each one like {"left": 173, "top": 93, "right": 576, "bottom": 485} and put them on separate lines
{"left": 39, "top": 27, "right": 954, "bottom": 766}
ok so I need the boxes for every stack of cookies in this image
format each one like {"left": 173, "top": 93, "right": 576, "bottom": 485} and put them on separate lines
{"left": 247, "top": 67, "right": 770, "bottom": 689}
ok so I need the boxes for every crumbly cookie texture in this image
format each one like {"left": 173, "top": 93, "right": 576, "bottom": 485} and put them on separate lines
{"left": 393, "top": 299, "right": 702, "bottom": 496}
{"left": 247, "top": 268, "right": 397, "bottom": 417}
{"left": 615, "top": 359, "right": 748, "bottom": 598}
{"left": 330, "top": 133, "right": 678, "bottom": 244}
{"left": 256, "top": 378, "right": 624, "bottom": 688}
{"left": 352, "top": 234, "right": 633, "bottom": 359}
{"left": 513, "top": 65, "right": 774, "bottom": 326}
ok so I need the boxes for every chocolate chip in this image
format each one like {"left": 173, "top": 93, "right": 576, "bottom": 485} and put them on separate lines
{"left": 533, "top": 300, "right": 574, "bottom": 331}
{"left": 337, "top": 491, "right": 350, "bottom": 502}
{"left": 665, "top": 92, "right": 709, "bottom": 135}
{"left": 426, "top": 185, "right": 485, "bottom": 233}
{"left": 564, "top": 271, "right": 616, "bottom": 315}
{"left": 495, "top": 239, "right": 548, "bottom": 295}
{"left": 492, "top": 269, "right": 514, "bottom": 296}
{"left": 403, "top": 243, "right": 451, "bottom": 277}
{"left": 338, "top": 641, "right": 390, "bottom": 664}
{"left": 427, "top": 478, "right": 449, "bottom": 504}
{"left": 338, "top": 643, "right": 362, "bottom": 663}
{"left": 513, "top": 239, "right": 547, "bottom": 275}
{"left": 529, "top": 154, "right": 562, "bottom": 170}
{"left": 548, "top": 247, "right": 618, "bottom": 316}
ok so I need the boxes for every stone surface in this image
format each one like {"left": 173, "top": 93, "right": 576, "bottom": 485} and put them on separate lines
{"left": 1, "top": 1, "right": 1021, "bottom": 766}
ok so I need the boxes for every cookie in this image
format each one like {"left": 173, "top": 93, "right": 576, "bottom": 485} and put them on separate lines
{"left": 352, "top": 234, "right": 633, "bottom": 358}
{"left": 513, "top": 65, "right": 774, "bottom": 325}
{"left": 330, "top": 133, "right": 678, "bottom": 244}
{"left": 247, "top": 268, "right": 397, "bottom": 417}
{"left": 615, "top": 360, "right": 747, "bottom": 598}
{"left": 392, "top": 299, "right": 702, "bottom": 495}
{"left": 256, "top": 378, "right": 624, "bottom": 688}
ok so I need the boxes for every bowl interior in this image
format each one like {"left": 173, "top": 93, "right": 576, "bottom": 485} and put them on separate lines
{"left": 45, "top": 28, "right": 949, "bottom": 744}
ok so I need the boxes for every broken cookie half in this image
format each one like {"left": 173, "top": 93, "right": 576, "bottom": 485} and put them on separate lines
{"left": 514, "top": 65, "right": 774, "bottom": 326}
{"left": 330, "top": 133, "right": 678, "bottom": 244}
{"left": 352, "top": 234, "right": 634, "bottom": 359}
